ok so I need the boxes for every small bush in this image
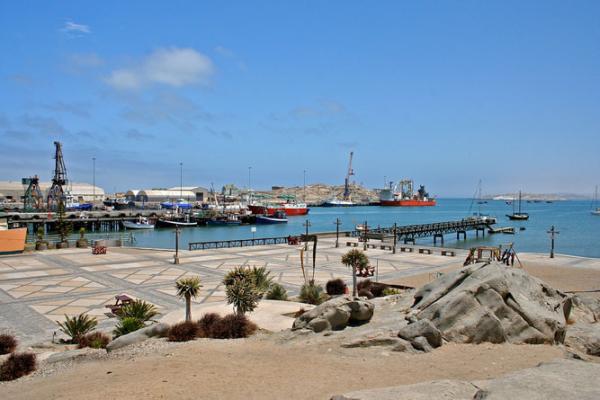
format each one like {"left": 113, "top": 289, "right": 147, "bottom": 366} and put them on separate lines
{"left": 325, "top": 279, "right": 347, "bottom": 296}
{"left": 225, "top": 275, "right": 260, "bottom": 315}
{"left": 57, "top": 313, "right": 98, "bottom": 343}
{"left": 210, "top": 314, "right": 257, "bottom": 339}
{"left": 299, "top": 282, "right": 326, "bottom": 305}
{"left": 250, "top": 266, "right": 274, "bottom": 297}
{"left": 222, "top": 266, "right": 254, "bottom": 287}
{"left": 266, "top": 283, "right": 288, "bottom": 300}
{"left": 0, "top": 334, "right": 17, "bottom": 355}
{"left": 78, "top": 332, "right": 110, "bottom": 349}
{"left": 168, "top": 321, "right": 199, "bottom": 342}
{"left": 382, "top": 287, "right": 402, "bottom": 296}
{"left": 357, "top": 279, "right": 387, "bottom": 298}
{"left": 358, "top": 289, "right": 374, "bottom": 299}
{"left": 197, "top": 313, "right": 222, "bottom": 338}
{"left": 113, "top": 317, "right": 145, "bottom": 338}
{"left": 0, "top": 352, "right": 36, "bottom": 381}
{"left": 118, "top": 300, "right": 159, "bottom": 322}
{"left": 293, "top": 308, "right": 306, "bottom": 318}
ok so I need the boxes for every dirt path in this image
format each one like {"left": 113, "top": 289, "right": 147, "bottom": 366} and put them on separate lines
{"left": 1, "top": 338, "right": 564, "bottom": 400}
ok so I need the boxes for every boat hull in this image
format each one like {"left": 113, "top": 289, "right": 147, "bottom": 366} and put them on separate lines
{"left": 248, "top": 205, "right": 309, "bottom": 216}
{"left": 380, "top": 199, "right": 436, "bottom": 207}
{"left": 0, "top": 228, "right": 27, "bottom": 254}
{"left": 122, "top": 221, "right": 155, "bottom": 229}
{"left": 506, "top": 214, "right": 529, "bottom": 221}
{"left": 256, "top": 216, "right": 288, "bottom": 224}
{"left": 206, "top": 220, "right": 241, "bottom": 226}
{"left": 156, "top": 219, "right": 197, "bottom": 228}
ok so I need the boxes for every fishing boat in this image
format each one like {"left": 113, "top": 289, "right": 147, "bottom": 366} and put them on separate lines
{"left": 379, "top": 180, "right": 436, "bottom": 206}
{"left": 506, "top": 191, "right": 529, "bottom": 220}
{"left": 160, "top": 199, "right": 193, "bottom": 210}
{"left": 256, "top": 211, "right": 288, "bottom": 224}
{"left": 206, "top": 214, "right": 242, "bottom": 226}
{"left": 0, "top": 218, "right": 27, "bottom": 255}
{"left": 123, "top": 217, "right": 155, "bottom": 229}
{"left": 592, "top": 186, "right": 600, "bottom": 216}
{"left": 248, "top": 201, "right": 309, "bottom": 216}
{"left": 156, "top": 218, "right": 197, "bottom": 228}
{"left": 322, "top": 198, "right": 354, "bottom": 207}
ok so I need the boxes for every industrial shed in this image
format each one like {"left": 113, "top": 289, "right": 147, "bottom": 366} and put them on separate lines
{"left": 0, "top": 181, "right": 105, "bottom": 203}
{"left": 136, "top": 189, "right": 197, "bottom": 203}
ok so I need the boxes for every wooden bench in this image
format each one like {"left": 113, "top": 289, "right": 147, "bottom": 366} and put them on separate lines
{"left": 441, "top": 250, "right": 456, "bottom": 257}
{"left": 105, "top": 294, "right": 133, "bottom": 315}
{"left": 92, "top": 246, "right": 107, "bottom": 255}
{"left": 367, "top": 243, "right": 378, "bottom": 249}
{"left": 418, "top": 248, "right": 432, "bottom": 254}
{"left": 380, "top": 245, "right": 392, "bottom": 250}
{"left": 400, "top": 247, "right": 413, "bottom": 253}
{"left": 346, "top": 242, "right": 358, "bottom": 247}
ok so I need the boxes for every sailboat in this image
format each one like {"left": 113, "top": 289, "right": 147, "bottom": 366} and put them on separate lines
{"left": 592, "top": 186, "right": 600, "bottom": 216}
{"left": 506, "top": 191, "right": 529, "bottom": 220}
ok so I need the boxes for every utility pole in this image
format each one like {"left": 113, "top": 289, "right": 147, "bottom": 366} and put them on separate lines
{"left": 392, "top": 222, "right": 397, "bottom": 254}
{"left": 547, "top": 225, "right": 559, "bottom": 259}
{"left": 179, "top": 162, "right": 183, "bottom": 200}
{"left": 303, "top": 219, "right": 311, "bottom": 251}
{"left": 174, "top": 225, "right": 180, "bottom": 264}
{"left": 363, "top": 220, "right": 368, "bottom": 251}
{"left": 334, "top": 218, "right": 342, "bottom": 248}
{"left": 92, "top": 157, "right": 96, "bottom": 205}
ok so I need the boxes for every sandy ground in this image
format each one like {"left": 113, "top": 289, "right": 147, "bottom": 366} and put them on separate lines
{"left": 0, "top": 337, "right": 565, "bottom": 400}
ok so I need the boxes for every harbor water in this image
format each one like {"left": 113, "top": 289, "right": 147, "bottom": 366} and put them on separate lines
{"left": 122, "top": 199, "right": 600, "bottom": 258}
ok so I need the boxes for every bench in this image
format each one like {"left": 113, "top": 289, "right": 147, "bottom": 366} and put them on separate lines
{"left": 441, "top": 250, "right": 456, "bottom": 257}
{"left": 400, "top": 247, "right": 413, "bottom": 253}
{"left": 380, "top": 245, "right": 393, "bottom": 250}
{"left": 367, "top": 243, "right": 378, "bottom": 249}
{"left": 105, "top": 294, "right": 133, "bottom": 315}
{"left": 418, "top": 248, "right": 432, "bottom": 254}
{"left": 346, "top": 242, "right": 358, "bottom": 247}
{"left": 92, "top": 246, "right": 107, "bottom": 255}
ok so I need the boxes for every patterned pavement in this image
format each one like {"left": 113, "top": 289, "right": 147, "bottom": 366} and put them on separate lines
{"left": 0, "top": 237, "right": 466, "bottom": 344}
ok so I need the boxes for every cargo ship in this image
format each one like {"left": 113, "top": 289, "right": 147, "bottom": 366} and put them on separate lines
{"left": 379, "top": 180, "right": 436, "bottom": 207}
{"left": 0, "top": 218, "right": 27, "bottom": 255}
{"left": 248, "top": 202, "right": 309, "bottom": 216}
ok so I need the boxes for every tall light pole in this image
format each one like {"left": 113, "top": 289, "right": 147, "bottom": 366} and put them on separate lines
{"left": 179, "top": 162, "right": 183, "bottom": 200}
{"left": 92, "top": 157, "right": 96, "bottom": 204}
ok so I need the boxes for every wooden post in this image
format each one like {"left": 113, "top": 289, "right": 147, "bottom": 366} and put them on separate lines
{"left": 363, "top": 220, "right": 368, "bottom": 251}
{"left": 547, "top": 225, "right": 559, "bottom": 259}
{"left": 392, "top": 223, "right": 397, "bottom": 254}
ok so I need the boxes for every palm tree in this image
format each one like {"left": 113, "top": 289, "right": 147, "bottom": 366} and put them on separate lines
{"left": 175, "top": 276, "right": 202, "bottom": 322}
{"left": 341, "top": 249, "right": 369, "bottom": 297}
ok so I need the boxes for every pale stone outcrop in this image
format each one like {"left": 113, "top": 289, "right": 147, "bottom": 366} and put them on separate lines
{"left": 292, "top": 296, "right": 374, "bottom": 333}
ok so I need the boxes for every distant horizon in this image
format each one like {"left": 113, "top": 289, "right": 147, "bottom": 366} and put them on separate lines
{"left": 1, "top": 2, "right": 599, "bottom": 197}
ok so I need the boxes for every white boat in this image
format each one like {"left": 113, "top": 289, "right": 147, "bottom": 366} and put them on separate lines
{"left": 323, "top": 198, "right": 354, "bottom": 207}
{"left": 123, "top": 217, "right": 155, "bottom": 229}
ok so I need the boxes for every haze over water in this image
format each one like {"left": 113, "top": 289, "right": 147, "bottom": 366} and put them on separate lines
{"left": 127, "top": 200, "right": 600, "bottom": 258}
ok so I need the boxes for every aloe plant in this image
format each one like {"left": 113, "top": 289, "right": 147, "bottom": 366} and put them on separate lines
{"left": 57, "top": 313, "right": 98, "bottom": 343}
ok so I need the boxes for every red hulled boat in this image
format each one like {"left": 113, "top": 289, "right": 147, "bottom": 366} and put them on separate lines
{"left": 248, "top": 202, "right": 309, "bottom": 216}
{"left": 379, "top": 180, "right": 436, "bottom": 207}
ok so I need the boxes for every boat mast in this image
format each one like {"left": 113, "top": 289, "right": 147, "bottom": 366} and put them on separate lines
{"left": 518, "top": 191, "right": 522, "bottom": 214}
{"left": 343, "top": 152, "right": 354, "bottom": 201}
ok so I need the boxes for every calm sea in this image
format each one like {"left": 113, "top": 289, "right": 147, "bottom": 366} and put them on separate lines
{"left": 125, "top": 199, "right": 600, "bottom": 258}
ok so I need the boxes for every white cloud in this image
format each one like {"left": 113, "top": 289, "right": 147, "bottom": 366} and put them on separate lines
{"left": 105, "top": 48, "right": 214, "bottom": 90}
{"left": 62, "top": 21, "right": 91, "bottom": 34}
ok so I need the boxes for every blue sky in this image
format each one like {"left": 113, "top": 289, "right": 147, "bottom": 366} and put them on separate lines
{"left": 1, "top": 1, "right": 599, "bottom": 196}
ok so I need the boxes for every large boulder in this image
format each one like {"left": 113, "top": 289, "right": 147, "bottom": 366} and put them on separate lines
{"left": 293, "top": 296, "right": 374, "bottom": 333}
{"left": 397, "top": 318, "right": 442, "bottom": 351}
{"left": 411, "top": 262, "right": 570, "bottom": 345}
{"left": 106, "top": 323, "right": 170, "bottom": 352}
{"left": 331, "top": 359, "right": 600, "bottom": 400}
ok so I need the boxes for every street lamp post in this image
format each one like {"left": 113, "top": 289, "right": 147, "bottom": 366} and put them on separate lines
{"left": 547, "top": 225, "right": 559, "bottom": 258}
{"left": 303, "top": 219, "right": 311, "bottom": 251}
{"left": 392, "top": 222, "right": 397, "bottom": 254}
{"left": 334, "top": 218, "right": 342, "bottom": 248}
{"left": 174, "top": 225, "right": 180, "bottom": 264}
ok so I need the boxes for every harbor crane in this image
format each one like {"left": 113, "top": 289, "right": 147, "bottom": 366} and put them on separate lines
{"left": 342, "top": 151, "right": 354, "bottom": 201}
{"left": 46, "top": 141, "right": 68, "bottom": 211}
{"left": 22, "top": 175, "right": 44, "bottom": 212}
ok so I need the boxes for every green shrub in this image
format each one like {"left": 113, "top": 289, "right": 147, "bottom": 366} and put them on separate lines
{"left": 0, "top": 352, "right": 36, "bottom": 381}
{"left": 224, "top": 270, "right": 260, "bottom": 315}
{"left": 77, "top": 332, "right": 111, "bottom": 349}
{"left": 0, "top": 334, "right": 17, "bottom": 355}
{"left": 266, "top": 283, "right": 288, "bottom": 300}
{"left": 209, "top": 313, "right": 257, "bottom": 339}
{"left": 382, "top": 287, "right": 402, "bottom": 296}
{"left": 113, "top": 317, "right": 145, "bottom": 337}
{"left": 299, "top": 282, "right": 326, "bottom": 305}
{"left": 325, "top": 279, "right": 347, "bottom": 296}
{"left": 197, "top": 313, "right": 222, "bottom": 338}
{"left": 57, "top": 313, "right": 98, "bottom": 343}
{"left": 250, "top": 266, "right": 273, "bottom": 297}
{"left": 167, "top": 321, "right": 199, "bottom": 342}
{"left": 119, "top": 300, "right": 159, "bottom": 322}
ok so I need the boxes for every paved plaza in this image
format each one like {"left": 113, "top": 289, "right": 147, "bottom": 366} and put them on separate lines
{"left": 0, "top": 237, "right": 467, "bottom": 344}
